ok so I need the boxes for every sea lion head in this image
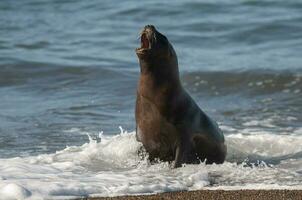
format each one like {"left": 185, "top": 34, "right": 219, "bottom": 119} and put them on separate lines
{"left": 136, "top": 25, "right": 178, "bottom": 74}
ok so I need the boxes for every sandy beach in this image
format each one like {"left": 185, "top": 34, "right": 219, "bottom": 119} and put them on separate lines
{"left": 79, "top": 190, "right": 302, "bottom": 200}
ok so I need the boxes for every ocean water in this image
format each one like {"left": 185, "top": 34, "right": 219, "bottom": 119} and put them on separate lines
{"left": 0, "top": 0, "right": 302, "bottom": 199}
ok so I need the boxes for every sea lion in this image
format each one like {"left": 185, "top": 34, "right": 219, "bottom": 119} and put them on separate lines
{"left": 135, "top": 25, "right": 226, "bottom": 168}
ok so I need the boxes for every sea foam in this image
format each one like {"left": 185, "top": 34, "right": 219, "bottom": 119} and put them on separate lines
{"left": 0, "top": 127, "right": 301, "bottom": 199}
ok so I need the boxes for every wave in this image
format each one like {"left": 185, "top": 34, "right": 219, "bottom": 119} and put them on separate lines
{"left": 1, "top": 62, "right": 301, "bottom": 93}
{"left": 0, "top": 128, "right": 301, "bottom": 199}
{"left": 182, "top": 69, "right": 302, "bottom": 96}
{"left": 0, "top": 63, "right": 135, "bottom": 88}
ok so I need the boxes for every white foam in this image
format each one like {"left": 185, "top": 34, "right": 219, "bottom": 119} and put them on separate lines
{"left": 0, "top": 184, "right": 31, "bottom": 200}
{"left": 226, "top": 133, "right": 302, "bottom": 157}
{"left": 0, "top": 132, "right": 209, "bottom": 199}
{"left": 242, "top": 119, "right": 275, "bottom": 128}
{"left": 0, "top": 128, "right": 301, "bottom": 199}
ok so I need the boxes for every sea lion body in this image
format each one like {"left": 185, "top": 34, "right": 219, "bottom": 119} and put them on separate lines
{"left": 135, "top": 25, "right": 226, "bottom": 167}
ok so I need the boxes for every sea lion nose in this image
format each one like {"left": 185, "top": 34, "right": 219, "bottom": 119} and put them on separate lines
{"left": 144, "top": 25, "right": 156, "bottom": 32}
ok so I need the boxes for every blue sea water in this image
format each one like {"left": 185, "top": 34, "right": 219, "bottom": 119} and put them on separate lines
{"left": 0, "top": 0, "right": 301, "bottom": 199}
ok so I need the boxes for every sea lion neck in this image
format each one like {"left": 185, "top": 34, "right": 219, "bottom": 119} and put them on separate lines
{"left": 138, "top": 59, "right": 180, "bottom": 86}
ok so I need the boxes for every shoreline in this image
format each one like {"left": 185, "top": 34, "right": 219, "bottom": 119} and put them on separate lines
{"left": 78, "top": 190, "right": 302, "bottom": 200}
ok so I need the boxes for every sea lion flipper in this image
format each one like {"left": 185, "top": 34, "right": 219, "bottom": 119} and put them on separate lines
{"left": 173, "top": 133, "right": 192, "bottom": 168}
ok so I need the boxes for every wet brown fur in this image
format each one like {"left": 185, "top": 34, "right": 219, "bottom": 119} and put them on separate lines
{"left": 135, "top": 25, "right": 226, "bottom": 168}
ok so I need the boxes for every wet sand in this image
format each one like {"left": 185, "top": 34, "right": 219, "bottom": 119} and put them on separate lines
{"left": 79, "top": 190, "right": 302, "bottom": 200}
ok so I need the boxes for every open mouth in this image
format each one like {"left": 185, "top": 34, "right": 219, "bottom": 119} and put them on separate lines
{"left": 136, "top": 32, "right": 153, "bottom": 54}
{"left": 141, "top": 33, "right": 150, "bottom": 49}
{"left": 136, "top": 25, "right": 158, "bottom": 55}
